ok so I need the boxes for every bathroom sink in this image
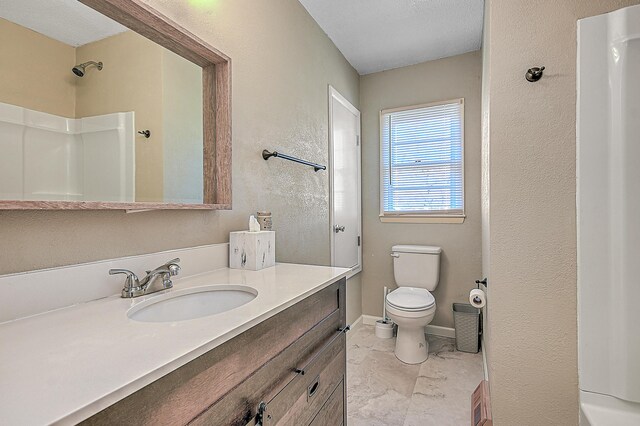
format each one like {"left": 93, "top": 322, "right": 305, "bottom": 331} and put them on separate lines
{"left": 127, "top": 285, "right": 258, "bottom": 323}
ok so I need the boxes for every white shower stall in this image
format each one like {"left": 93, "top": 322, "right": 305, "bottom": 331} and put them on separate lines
{"left": 577, "top": 4, "right": 640, "bottom": 425}
{"left": 0, "top": 102, "right": 135, "bottom": 202}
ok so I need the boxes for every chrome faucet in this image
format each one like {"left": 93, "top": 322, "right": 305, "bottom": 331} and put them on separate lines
{"left": 109, "top": 258, "right": 181, "bottom": 298}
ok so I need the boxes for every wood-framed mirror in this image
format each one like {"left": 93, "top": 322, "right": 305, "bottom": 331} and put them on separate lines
{"left": 0, "top": 0, "right": 231, "bottom": 210}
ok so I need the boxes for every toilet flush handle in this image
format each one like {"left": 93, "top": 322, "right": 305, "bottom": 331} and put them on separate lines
{"left": 390, "top": 253, "right": 400, "bottom": 258}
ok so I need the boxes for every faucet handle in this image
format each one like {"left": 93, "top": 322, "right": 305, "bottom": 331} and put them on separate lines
{"left": 109, "top": 268, "right": 137, "bottom": 277}
{"left": 109, "top": 268, "right": 139, "bottom": 290}
{"left": 164, "top": 258, "right": 181, "bottom": 277}
{"left": 168, "top": 263, "right": 181, "bottom": 277}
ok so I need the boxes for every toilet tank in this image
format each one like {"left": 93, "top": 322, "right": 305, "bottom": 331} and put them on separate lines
{"left": 392, "top": 245, "right": 442, "bottom": 290}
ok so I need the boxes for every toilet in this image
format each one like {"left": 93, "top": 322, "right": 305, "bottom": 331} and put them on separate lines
{"left": 386, "top": 244, "right": 442, "bottom": 364}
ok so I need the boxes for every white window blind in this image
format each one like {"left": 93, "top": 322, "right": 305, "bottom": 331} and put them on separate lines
{"left": 381, "top": 99, "right": 464, "bottom": 216}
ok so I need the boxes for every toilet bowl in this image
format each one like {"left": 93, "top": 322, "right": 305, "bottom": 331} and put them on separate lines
{"left": 387, "top": 244, "right": 441, "bottom": 364}
{"left": 386, "top": 287, "right": 436, "bottom": 364}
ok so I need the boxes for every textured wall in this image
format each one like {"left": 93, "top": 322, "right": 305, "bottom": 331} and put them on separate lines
{"left": 0, "top": 17, "right": 76, "bottom": 117}
{"left": 483, "top": 0, "right": 640, "bottom": 424}
{"left": 0, "top": 0, "right": 359, "bottom": 275}
{"left": 359, "top": 51, "right": 483, "bottom": 328}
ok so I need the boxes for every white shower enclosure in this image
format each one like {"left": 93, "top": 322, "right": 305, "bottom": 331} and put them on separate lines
{"left": 0, "top": 102, "right": 135, "bottom": 202}
{"left": 577, "top": 4, "right": 640, "bottom": 425}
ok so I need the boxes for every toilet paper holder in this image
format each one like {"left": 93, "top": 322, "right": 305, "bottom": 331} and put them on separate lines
{"left": 475, "top": 278, "right": 488, "bottom": 288}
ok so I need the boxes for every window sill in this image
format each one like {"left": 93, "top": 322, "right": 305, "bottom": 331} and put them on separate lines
{"left": 379, "top": 215, "right": 465, "bottom": 224}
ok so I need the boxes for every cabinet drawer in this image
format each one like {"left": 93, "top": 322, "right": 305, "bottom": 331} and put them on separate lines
{"left": 309, "top": 379, "right": 344, "bottom": 426}
{"left": 264, "top": 329, "right": 345, "bottom": 426}
{"left": 189, "top": 308, "right": 345, "bottom": 425}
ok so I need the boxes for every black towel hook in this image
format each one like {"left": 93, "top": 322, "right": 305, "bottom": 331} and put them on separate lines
{"left": 525, "top": 66, "right": 545, "bottom": 82}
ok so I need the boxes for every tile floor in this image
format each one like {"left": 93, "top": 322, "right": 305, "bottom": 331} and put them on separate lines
{"left": 347, "top": 323, "right": 483, "bottom": 426}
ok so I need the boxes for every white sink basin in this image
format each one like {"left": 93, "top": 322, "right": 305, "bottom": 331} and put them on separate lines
{"left": 127, "top": 285, "right": 258, "bottom": 323}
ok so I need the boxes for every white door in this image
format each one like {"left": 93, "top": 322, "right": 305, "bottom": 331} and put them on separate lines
{"left": 329, "top": 86, "right": 361, "bottom": 274}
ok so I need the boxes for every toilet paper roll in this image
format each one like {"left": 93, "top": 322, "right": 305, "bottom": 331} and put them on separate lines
{"left": 469, "top": 288, "right": 486, "bottom": 308}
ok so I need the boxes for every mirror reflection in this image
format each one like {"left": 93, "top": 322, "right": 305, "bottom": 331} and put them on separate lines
{"left": 0, "top": 0, "right": 204, "bottom": 204}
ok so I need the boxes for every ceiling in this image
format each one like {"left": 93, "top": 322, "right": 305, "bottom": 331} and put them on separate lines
{"left": 298, "top": 0, "right": 484, "bottom": 75}
{"left": 0, "top": 0, "right": 127, "bottom": 47}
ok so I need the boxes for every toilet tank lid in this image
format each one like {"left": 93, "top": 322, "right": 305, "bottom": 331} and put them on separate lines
{"left": 392, "top": 245, "right": 442, "bottom": 254}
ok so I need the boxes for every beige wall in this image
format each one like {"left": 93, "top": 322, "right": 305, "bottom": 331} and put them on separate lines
{"left": 162, "top": 49, "right": 203, "bottom": 204}
{"left": 76, "top": 31, "right": 165, "bottom": 201}
{"left": 483, "top": 0, "right": 640, "bottom": 424}
{"left": 359, "top": 51, "right": 482, "bottom": 328}
{"left": 0, "top": 0, "right": 358, "bottom": 292}
{"left": 0, "top": 18, "right": 76, "bottom": 117}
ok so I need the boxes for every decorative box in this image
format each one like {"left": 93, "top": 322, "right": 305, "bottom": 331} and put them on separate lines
{"left": 229, "top": 231, "right": 275, "bottom": 271}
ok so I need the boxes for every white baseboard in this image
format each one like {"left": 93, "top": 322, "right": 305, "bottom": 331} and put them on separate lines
{"left": 361, "top": 315, "right": 455, "bottom": 338}
{"left": 426, "top": 324, "right": 456, "bottom": 339}
{"left": 350, "top": 315, "right": 363, "bottom": 330}
{"left": 346, "top": 315, "right": 363, "bottom": 341}
{"left": 362, "top": 314, "right": 381, "bottom": 325}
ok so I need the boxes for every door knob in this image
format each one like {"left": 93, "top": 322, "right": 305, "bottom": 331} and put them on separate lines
{"left": 334, "top": 225, "right": 345, "bottom": 233}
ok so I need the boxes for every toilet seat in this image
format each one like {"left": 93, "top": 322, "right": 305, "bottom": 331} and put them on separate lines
{"left": 386, "top": 287, "right": 435, "bottom": 311}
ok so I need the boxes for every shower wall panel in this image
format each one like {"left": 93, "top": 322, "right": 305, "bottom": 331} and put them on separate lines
{"left": 577, "top": 4, "right": 640, "bottom": 422}
{"left": 0, "top": 102, "right": 134, "bottom": 202}
{"left": 80, "top": 112, "right": 135, "bottom": 202}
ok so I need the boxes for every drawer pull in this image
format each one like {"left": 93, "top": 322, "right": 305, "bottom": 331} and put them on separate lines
{"left": 252, "top": 401, "right": 269, "bottom": 426}
{"left": 307, "top": 376, "right": 320, "bottom": 400}
{"left": 295, "top": 325, "right": 350, "bottom": 376}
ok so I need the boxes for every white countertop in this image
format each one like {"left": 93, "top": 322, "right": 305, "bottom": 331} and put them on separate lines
{"left": 0, "top": 263, "right": 348, "bottom": 425}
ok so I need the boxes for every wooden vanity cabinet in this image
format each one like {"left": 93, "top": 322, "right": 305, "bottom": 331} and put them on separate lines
{"left": 81, "top": 278, "right": 347, "bottom": 426}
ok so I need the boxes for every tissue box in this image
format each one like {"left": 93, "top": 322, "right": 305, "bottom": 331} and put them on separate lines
{"left": 229, "top": 231, "right": 275, "bottom": 271}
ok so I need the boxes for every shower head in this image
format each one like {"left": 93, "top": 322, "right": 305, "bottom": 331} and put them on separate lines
{"left": 72, "top": 66, "right": 84, "bottom": 77}
{"left": 72, "top": 61, "right": 103, "bottom": 77}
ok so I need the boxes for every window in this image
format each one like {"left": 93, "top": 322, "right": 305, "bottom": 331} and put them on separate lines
{"left": 380, "top": 99, "right": 464, "bottom": 220}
